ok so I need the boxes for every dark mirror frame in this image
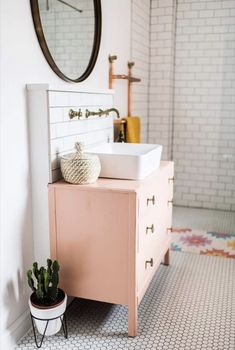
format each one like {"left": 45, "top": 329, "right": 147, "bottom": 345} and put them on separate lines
{"left": 30, "top": 0, "right": 102, "bottom": 83}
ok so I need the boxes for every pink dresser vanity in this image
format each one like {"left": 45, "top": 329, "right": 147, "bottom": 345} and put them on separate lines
{"left": 48, "top": 161, "right": 174, "bottom": 336}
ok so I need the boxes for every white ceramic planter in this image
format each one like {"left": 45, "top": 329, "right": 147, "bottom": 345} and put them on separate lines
{"left": 29, "top": 291, "right": 67, "bottom": 336}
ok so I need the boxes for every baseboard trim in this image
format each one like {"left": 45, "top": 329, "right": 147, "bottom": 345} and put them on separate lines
{"left": 1, "top": 309, "right": 31, "bottom": 350}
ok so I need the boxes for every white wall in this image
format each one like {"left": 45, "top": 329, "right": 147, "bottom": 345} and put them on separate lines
{"left": 0, "top": 0, "right": 131, "bottom": 348}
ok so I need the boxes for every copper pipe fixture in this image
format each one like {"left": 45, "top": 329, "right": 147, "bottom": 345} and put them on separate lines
{"left": 108, "top": 55, "right": 117, "bottom": 89}
{"left": 108, "top": 55, "right": 141, "bottom": 89}
{"left": 108, "top": 54, "right": 141, "bottom": 117}
{"left": 128, "top": 61, "right": 134, "bottom": 116}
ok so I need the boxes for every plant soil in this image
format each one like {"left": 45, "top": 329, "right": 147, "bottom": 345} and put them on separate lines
{"left": 30, "top": 288, "right": 65, "bottom": 309}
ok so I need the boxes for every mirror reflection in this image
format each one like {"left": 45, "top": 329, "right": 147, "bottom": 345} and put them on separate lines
{"left": 38, "top": 0, "right": 95, "bottom": 80}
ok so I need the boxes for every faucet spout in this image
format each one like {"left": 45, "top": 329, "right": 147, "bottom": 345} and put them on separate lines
{"left": 106, "top": 108, "right": 120, "bottom": 118}
{"left": 85, "top": 108, "right": 120, "bottom": 119}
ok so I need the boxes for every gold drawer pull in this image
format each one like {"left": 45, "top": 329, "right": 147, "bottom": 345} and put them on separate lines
{"left": 168, "top": 177, "right": 174, "bottom": 183}
{"left": 147, "top": 195, "right": 155, "bottom": 206}
{"left": 146, "top": 224, "right": 154, "bottom": 234}
{"left": 167, "top": 227, "right": 173, "bottom": 233}
{"left": 145, "top": 258, "right": 153, "bottom": 269}
{"left": 69, "top": 108, "right": 82, "bottom": 119}
{"left": 168, "top": 200, "right": 173, "bottom": 206}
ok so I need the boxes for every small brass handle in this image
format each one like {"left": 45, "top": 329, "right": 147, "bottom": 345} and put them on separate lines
{"left": 168, "top": 200, "right": 173, "bottom": 206}
{"left": 168, "top": 177, "right": 174, "bottom": 184}
{"left": 146, "top": 224, "right": 154, "bottom": 234}
{"left": 147, "top": 195, "right": 155, "bottom": 206}
{"left": 145, "top": 258, "right": 153, "bottom": 269}
{"left": 167, "top": 227, "right": 173, "bottom": 233}
{"left": 128, "top": 61, "right": 135, "bottom": 69}
{"left": 109, "top": 54, "right": 117, "bottom": 63}
{"left": 69, "top": 108, "right": 82, "bottom": 119}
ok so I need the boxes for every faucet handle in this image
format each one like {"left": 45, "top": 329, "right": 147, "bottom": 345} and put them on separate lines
{"left": 109, "top": 54, "right": 117, "bottom": 63}
{"left": 69, "top": 108, "right": 82, "bottom": 119}
{"left": 128, "top": 61, "right": 135, "bottom": 69}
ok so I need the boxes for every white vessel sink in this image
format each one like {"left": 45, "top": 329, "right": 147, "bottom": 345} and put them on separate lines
{"left": 86, "top": 143, "right": 162, "bottom": 180}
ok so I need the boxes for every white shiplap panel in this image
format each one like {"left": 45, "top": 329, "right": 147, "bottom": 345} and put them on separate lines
{"left": 49, "top": 91, "right": 114, "bottom": 108}
{"left": 50, "top": 107, "right": 64, "bottom": 123}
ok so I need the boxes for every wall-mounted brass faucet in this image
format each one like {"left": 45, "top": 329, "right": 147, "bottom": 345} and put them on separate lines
{"left": 69, "top": 108, "right": 120, "bottom": 120}
{"left": 85, "top": 108, "right": 120, "bottom": 119}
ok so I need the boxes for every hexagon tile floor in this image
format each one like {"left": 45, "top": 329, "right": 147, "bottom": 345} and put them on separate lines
{"left": 16, "top": 252, "right": 235, "bottom": 350}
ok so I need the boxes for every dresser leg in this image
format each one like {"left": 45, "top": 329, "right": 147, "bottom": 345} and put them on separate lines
{"left": 128, "top": 304, "right": 138, "bottom": 337}
{"left": 164, "top": 248, "right": 170, "bottom": 266}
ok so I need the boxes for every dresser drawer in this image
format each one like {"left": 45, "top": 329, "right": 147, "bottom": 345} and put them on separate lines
{"left": 138, "top": 165, "right": 174, "bottom": 220}
{"left": 138, "top": 187, "right": 172, "bottom": 224}
{"left": 138, "top": 212, "right": 168, "bottom": 251}
{"left": 137, "top": 227, "right": 170, "bottom": 293}
{"left": 138, "top": 186, "right": 164, "bottom": 220}
{"left": 137, "top": 200, "right": 172, "bottom": 293}
{"left": 138, "top": 213, "right": 171, "bottom": 254}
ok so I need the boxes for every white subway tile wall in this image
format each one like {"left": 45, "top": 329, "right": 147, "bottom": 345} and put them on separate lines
{"left": 149, "top": 0, "right": 177, "bottom": 160}
{"left": 149, "top": 0, "right": 235, "bottom": 211}
{"left": 131, "top": 0, "right": 151, "bottom": 142}
{"left": 173, "top": 0, "right": 235, "bottom": 211}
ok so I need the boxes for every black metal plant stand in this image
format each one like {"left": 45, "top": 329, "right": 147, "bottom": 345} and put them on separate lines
{"left": 30, "top": 312, "right": 68, "bottom": 348}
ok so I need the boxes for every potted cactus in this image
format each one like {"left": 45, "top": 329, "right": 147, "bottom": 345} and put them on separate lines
{"left": 27, "top": 259, "right": 67, "bottom": 336}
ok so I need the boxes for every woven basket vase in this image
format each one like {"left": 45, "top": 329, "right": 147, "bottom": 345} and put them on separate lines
{"left": 60, "top": 142, "right": 101, "bottom": 184}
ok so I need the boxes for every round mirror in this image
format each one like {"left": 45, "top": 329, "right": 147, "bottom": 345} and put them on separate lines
{"left": 30, "top": 0, "right": 101, "bottom": 82}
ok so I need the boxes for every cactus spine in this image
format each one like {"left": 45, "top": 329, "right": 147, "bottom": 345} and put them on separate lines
{"left": 27, "top": 259, "right": 60, "bottom": 304}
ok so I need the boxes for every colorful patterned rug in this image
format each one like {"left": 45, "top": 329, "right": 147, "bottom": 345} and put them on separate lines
{"left": 171, "top": 227, "right": 235, "bottom": 259}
